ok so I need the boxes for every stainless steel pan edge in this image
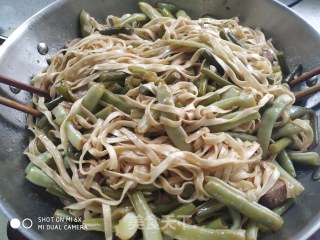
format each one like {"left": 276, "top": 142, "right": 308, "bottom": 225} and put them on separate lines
{"left": 0, "top": 0, "right": 319, "bottom": 239}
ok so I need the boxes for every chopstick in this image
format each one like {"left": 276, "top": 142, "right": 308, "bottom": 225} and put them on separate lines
{"left": 295, "top": 83, "right": 320, "bottom": 100}
{"left": 289, "top": 66, "right": 320, "bottom": 86}
{"left": 0, "top": 75, "right": 50, "bottom": 98}
{"left": 0, "top": 96, "right": 43, "bottom": 117}
{"left": 0, "top": 75, "right": 48, "bottom": 116}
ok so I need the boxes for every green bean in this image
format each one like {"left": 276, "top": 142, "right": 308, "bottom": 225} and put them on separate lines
{"left": 99, "top": 71, "right": 128, "bottom": 83}
{"left": 82, "top": 218, "right": 104, "bottom": 232}
{"left": 206, "top": 84, "right": 216, "bottom": 93}
{"left": 276, "top": 51, "right": 290, "bottom": 77}
{"left": 54, "top": 209, "right": 76, "bottom": 220}
{"left": 130, "top": 78, "right": 142, "bottom": 87}
{"left": 202, "top": 14, "right": 218, "bottom": 19}
{"left": 160, "top": 219, "right": 246, "bottom": 240}
{"left": 82, "top": 83, "right": 104, "bottom": 113}
{"left": 102, "top": 89, "right": 132, "bottom": 114}
{"left": 221, "top": 111, "right": 240, "bottom": 120}
{"left": 257, "top": 94, "right": 293, "bottom": 159}
{"left": 128, "top": 65, "right": 146, "bottom": 74}
{"left": 46, "top": 184, "right": 75, "bottom": 202}
{"left": 26, "top": 166, "right": 55, "bottom": 188}
{"left": 80, "top": 9, "right": 93, "bottom": 37}
{"left": 52, "top": 105, "right": 68, "bottom": 126}
{"left": 157, "top": 84, "right": 192, "bottom": 151}
{"left": 289, "top": 105, "right": 311, "bottom": 119}
{"left": 195, "top": 199, "right": 225, "bottom": 223}
{"left": 209, "top": 112, "right": 260, "bottom": 133}
{"left": 206, "top": 217, "right": 228, "bottom": 229}
{"left": 282, "top": 64, "right": 302, "bottom": 84}
{"left": 219, "top": 30, "right": 232, "bottom": 42}
{"left": 95, "top": 105, "right": 113, "bottom": 120}
{"left": 226, "top": 132, "right": 258, "bottom": 142}
{"left": 150, "top": 201, "right": 181, "bottom": 215}
{"left": 169, "top": 203, "right": 196, "bottom": 219}
{"left": 36, "top": 116, "right": 49, "bottom": 129}
{"left": 55, "top": 81, "right": 73, "bottom": 102}
{"left": 213, "top": 95, "right": 256, "bottom": 109}
{"left": 274, "top": 162, "right": 304, "bottom": 196}
{"left": 246, "top": 221, "right": 259, "bottom": 240}
{"left": 135, "top": 184, "right": 159, "bottom": 192}
{"left": 109, "top": 83, "right": 123, "bottom": 94}
{"left": 65, "top": 121, "right": 85, "bottom": 151}
{"left": 164, "top": 72, "right": 180, "bottom": 84}
{"left": 204, "top": 177, "right": 283, "bottom": 231}
{"left": 158, "top": 8, "right": 174, "bottom": 18}
{"left": 99, "top": 27, "right": 133, "bottom": 36}
{"left": 131, "top": 191, "right": 163, "bottom": 240}
{"left": 271, "top": 122, "right": 304, "bottom": 140}
{"left": 197, "top": 93, "right": 220, "bottom": 106}
{"left": 287, "top": 151, "right": 320, "bottom": 166}
{"left": 276, "top": 150, "right": 296, "bottom": 177}
{"left": 25, "top": 152, "right": 53, "bottom": 174}
{"left": 228, "top": 208, "right": 241, "bottom": 229}
{"left": 112, "top": 206, "right": 133, "bottom": 221}
{"left": 117, "top": 13, "right": 147, "bottom": 28}
{"left": 176, "top": 10, "right": 191, "bottom": 19}
{"left": 101, "top": 186, "right": 122, "bottom": 200}
{"left": 139, "top": 85, "right": 153, "bottom": 96}
{"left": 272, "top": 198, "right": 295, "bottom": 216}
{"left": 156, "top": 2, "right": 180, "bottom": 14}
{"left": 195, "top": 74, "right": 208, "bottom": 96}
{"left": 66, "top": 144, "right": 82, "bottom": 160}
{"left": 201, "top": 68, "right": 232, "bottom": 86}
{"left": 226, "top": 32, "right": 244, "bottom": 48}
{"left": 312, "top": 166, "right": 320, "bottom": 180}
{"left": 45, "top": 96, "right": 64, "bottom": 110}
{"left": 269, "top": 137, "right": 293, "bottom": 155}
{"left": 221, "top": 88, "right": 240, "bottom": 100}
{"left": 139, "top": 2, "right": 162, "bottom": 19}
{"left": 201, "top": 49, "right": 224, "bottom": 75}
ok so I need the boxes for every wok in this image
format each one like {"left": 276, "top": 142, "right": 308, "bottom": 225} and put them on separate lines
{"left": 0, "top": 0, "right": 319, "bottom": 239}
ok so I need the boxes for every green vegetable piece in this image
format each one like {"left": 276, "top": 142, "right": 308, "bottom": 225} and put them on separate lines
{"left": 80, "top": 9, "right": 93, "bottom": 37}
{"left": 156, "top": 2, "right": 180, "bottom": 14}
{"left": 269, "top": 137, "right": 293, "bottom": 155}
{"left": 139, "top": 2, "right": 162, "bottom": 19}
{"left": 204, "top": 177, "right": 284, "bottom": 231}
{"left": 176, "top": 10, "right": 191, "bottom": 19}
{"left": 157, "top": 84, "right": 192, "bottom": 151}
{"left": 201, "top": 68, "right": 232, "bottom": 86}
{"left": 209, "top": 112, "right": 260, "bottom": 133}
{"left": 276, "top": 51, "right": 290, "bottom": 77}
{"left": 276, "top": 151, "right": 296, "bottom": 178}
{"left": 99, "top": 27, "right": 134, "bottom": 36}
{"left": 257, "top": 94, "right": 293, "bottom": 159}
{"left": 26, "top": 166, "right": 55, "bottom": 188}
{"left": 287, "top": 151, "right": 320, "bottom": 166}
{"left": 131, "top": 191, "right": 163, "bottom": 240}
{"left": 161, "top": 219, "right": 246, "bottom": 240}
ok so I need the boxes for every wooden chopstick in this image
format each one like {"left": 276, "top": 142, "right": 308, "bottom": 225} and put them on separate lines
{"left": 295, "top": 83, "right": 320, "bottom": 100}
{"left": 0, "top": 96, "right": 42, "bottom": 117}
{"left": 0, "top": 75, "right": 50, "bottom": 98}
{"left": 289, "top": 66, "right": 320, "bottom": 86}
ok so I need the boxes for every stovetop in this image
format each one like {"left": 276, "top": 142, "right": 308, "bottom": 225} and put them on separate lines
{"left": 0, "top": 0, "right": 319, "bottom": 239}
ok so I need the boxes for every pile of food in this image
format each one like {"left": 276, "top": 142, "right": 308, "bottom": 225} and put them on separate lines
{"left": 25, "top": 2, "right": 319, "bottom": 240}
